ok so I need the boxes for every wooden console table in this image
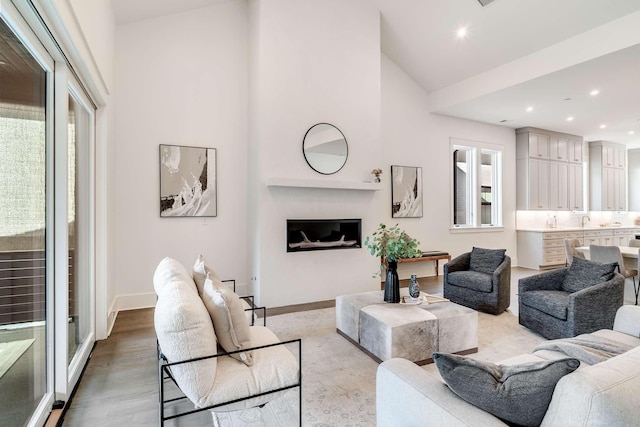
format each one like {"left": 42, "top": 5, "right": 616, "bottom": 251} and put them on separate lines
{"left": 382, "top": 251, "right": 451, "bottom": 277}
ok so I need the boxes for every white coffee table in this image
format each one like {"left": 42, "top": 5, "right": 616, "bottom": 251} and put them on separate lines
{"left": 336, "top": 290, "right": 478, "bottom": 365}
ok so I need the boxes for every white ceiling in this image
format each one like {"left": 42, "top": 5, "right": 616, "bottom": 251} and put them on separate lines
{"left": 111, "top": 0, "right": 228, "bottom": 25}
{"left": 110, "top": 0, "right": 640, "bottom": 146}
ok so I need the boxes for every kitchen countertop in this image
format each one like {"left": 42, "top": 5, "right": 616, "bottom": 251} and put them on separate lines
{"left": 517, "top": 226, "right": 640, "bottom": 232}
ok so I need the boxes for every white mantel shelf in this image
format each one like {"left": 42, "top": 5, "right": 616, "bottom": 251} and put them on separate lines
{"left": 266, "top": 177, "right": 382, "bottom": 191}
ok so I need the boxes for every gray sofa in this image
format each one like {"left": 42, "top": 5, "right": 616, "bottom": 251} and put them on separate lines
{"left": 519, "top": 261, "right": 624, "bottom": 339}
{"left": 376, "top": 305, "right": 640, "bottom": 426}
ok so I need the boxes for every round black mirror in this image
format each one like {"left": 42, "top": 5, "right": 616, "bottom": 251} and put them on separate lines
{"left": 302, "top": 123, "right": 348, "bottom": 175}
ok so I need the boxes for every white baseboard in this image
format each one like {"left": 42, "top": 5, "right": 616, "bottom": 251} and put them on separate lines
{"left": 115, "top": 292, "right": 157, "bottom": 312}
{"left": 106, "top": 298, "right": 118, "bottom": 337}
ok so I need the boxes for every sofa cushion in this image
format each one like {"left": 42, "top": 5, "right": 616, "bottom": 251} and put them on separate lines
{"left": 202, "top": 274, "right": 254, "bottom": 366}
{"left": 541, "top": 346, "right": 640, "bottom": 426}
{"left": 201, "top": 326, "right": 300, "bottom": 410}
{"left": 520, "top": 290, "right": 571, "bottom": 320}
{"left": 469, "top": 247, "right": 505, "bottom": 275}
{"left": 562, "top": 257, "right": 617, "bottom": 293}
{"left": 153, "top": 256, "right": 196, "bottom": 297}
{"left": 153, "top": 258, "right": 217, "bottom": 408}
{"left": 193, "top": 254, "right": 222, "bottom": 295}
{"left": 433, "top": 352, "right": 579, "bottom": 427}
{"left": 447, "top": 271, "right": 493, "bottom": 293}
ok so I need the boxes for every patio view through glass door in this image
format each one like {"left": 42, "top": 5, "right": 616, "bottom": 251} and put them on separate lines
{"left": 0, "top": 3, "right": 97, "bottom": 425}
{"left": 0, "top": 17, "right": 51, "bottom": 427}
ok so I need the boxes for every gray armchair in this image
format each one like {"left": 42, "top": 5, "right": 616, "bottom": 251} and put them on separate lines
{"left": 443, "top": 248, "right": 511, "bottom": 315}
{"left": 518, "top": 258, "right": 624, "bottom": 339}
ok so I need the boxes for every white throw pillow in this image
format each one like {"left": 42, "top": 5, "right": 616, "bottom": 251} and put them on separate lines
{"left": 153, "top": 258, "right": 217, "bottom": 407}
{"left": 154, "top": 257, "right": 197, "bottom": 297}
{"left": 193, "top": 254, "right": 222, "bottom": 295}
{"left": 202, "top": 275, "right": 254, "bottom": 366}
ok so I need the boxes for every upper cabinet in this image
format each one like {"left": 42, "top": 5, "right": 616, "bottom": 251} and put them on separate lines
{"left": 516, "top": 128, "right": 585, "bottom": 211}
{"left": 589, "top": 141, "right": 626, "bottom": 211}
{"left": 528, "top": 132, "right": 549, "bottom": 159}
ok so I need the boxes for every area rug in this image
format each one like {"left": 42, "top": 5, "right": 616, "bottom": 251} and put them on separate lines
{"left": 0, "top": 339, "right": 35, "bottom": 379}
{"left": 210, "top": 306, "right": 544, "bottom": 426}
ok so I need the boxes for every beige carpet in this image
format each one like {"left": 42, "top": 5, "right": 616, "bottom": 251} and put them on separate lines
{"left": 0, "top": 338, "right": 35, "bottom": 379}
{"left": 213, "top": 306, "right": 545, "bottom": 426}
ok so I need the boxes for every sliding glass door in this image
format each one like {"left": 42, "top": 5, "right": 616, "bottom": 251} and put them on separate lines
{"left": 0, "top": 2, "right": 96, "bottom": 425}
{"left": 0, "top": 12, "right": 54, "bottom": 427}
{"left": 66, "top": 83, "right": 95, "bottom": 385}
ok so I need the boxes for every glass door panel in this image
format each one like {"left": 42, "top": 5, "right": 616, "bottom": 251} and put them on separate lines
{"left": 67, "top": 91, "right": 93, "bottom": 368}
{"left": 0, "top": 17, "right": 49, "bottom": 427}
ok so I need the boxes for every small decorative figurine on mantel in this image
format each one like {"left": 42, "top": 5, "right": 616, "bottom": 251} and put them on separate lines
{"left": 371, "top": 168, "right": 383, "bottom": 183}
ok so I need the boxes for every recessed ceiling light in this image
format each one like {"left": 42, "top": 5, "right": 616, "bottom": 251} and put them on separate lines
{"left": 590, "top": 89, "right": 600, "bottom": 96}
{"left": 599, "top": 124, "right": 607, "bottom": 129}
{"left": 456, "top": 26, "right": 468, "bottom": 39}
{"left": 499, "top": 119, "right": 507, "bottom": 123}
{"left": 526, "top": 106, "right": 533, "bottom": 112}
{"left": 566, "top": 116, "right": 574, "bottom": 122}
{"left": 629, "top": 131, "right": 635, "bottom": 135}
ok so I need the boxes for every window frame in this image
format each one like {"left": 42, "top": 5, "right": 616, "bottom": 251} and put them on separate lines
{"left": 450, "top": 138, "right": 503, "bottom": 232}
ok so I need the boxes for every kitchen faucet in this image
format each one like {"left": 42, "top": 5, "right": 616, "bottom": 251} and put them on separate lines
{"left": 581, "top": 215, "right": 591, "bottom": 228}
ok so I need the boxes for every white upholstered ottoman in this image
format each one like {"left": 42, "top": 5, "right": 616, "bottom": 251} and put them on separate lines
{"left": 336, "top": 290, "right": 478, "bottom": 365}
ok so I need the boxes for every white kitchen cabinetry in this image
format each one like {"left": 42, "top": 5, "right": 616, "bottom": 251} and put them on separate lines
{"left": 590, "top": 141, "right": 626, "bottom": 211}
{"left": 528, "top": 132, "right": 549, "bottom": 159}
{"left": 568, "top": 163, "right": 584, "bottom": 211}
{"left": 568, "top": 139, "right": 583, "bottom": 163}
{"left": 549, "top": 161, "right": 569, "bottom": 210}
{"left": 517, "top": 128, "right": 584, "bottom": 211}
{"left": 549, "top": 137, "right": 568, "bottom": 161}
{"left": 517, "top": 228, "right": 640, "bottom": 270}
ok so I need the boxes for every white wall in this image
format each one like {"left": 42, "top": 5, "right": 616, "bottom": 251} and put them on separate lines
{"left": 113, "top": 1, "right": 249, "bottom": 309}
{"left": 381, "top": 54, "right": 519, "bottom": 274}
{"left": 249, "top": 0, "right": 383, "bottom": 307}
{"left": 109, "top": 0, "right": 519, "bottom": 312}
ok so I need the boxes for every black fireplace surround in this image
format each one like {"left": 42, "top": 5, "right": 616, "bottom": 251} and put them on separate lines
{"left": 287, "top": 219, "right": 362, "bottom": 252}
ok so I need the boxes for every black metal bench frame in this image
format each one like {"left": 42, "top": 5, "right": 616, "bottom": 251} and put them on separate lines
{"left": 157, "top": 280, "right": 302, "bottom": 426}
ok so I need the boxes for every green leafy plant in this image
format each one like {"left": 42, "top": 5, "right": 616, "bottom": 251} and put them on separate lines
{"left": 364, "top": 223, "right": 421, "bottom": 275}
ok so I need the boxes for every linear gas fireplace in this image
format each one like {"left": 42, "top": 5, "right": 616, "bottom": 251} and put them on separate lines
{"left": 287, "top": 219, "right": 362, "bottom": 252}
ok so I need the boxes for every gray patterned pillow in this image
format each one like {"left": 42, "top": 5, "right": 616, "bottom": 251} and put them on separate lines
{"left": 562, "top": 257, "right": 617, "bottom": 293}
{"left": 469, "top": 247, "right": 506, "bottom": 274}
{"left": 434, "top": 352, "right": 579, "bottom": 427}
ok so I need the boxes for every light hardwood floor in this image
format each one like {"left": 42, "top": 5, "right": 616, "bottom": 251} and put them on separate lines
{"left": 59, "top": 266, "right": 638, "bottom": 426}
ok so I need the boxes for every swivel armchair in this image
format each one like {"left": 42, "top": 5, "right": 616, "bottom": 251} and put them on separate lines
{"left": 443, "top": 247, "right": 511, "bottom": 315}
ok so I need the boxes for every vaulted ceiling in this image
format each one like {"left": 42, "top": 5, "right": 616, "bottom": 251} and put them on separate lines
{"left": 111, "top": 0, "right": 640, "bottom": 146}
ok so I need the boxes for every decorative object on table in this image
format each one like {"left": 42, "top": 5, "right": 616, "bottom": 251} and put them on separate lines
{"left": 159, "top": 144, "right": 217, "bottom": 217}
{"left": 302, "top": 123, "right": 348, "bottom": 175}
{"left": 391, "top": 165, "right": 423, "bottom": 218}
{"left": 408, "top": 274, "right": 420, "bottom": 298}
{"left": 371, "top": 168, "right": 383, "bottom": 183}
{"left": 364, "top": 223, "right": 421, "bottom": 303}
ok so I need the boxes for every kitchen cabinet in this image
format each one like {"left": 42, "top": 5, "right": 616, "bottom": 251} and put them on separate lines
{"left": 516, "top": 128, "right": 584, "bottom": 211}
{"left": 568, "top": 163, "right": 583, "bottom": 211}
{"left": 590, "top": 141, "right": 626, "bottom": 211}
{"left": 528, "top": 132, "right": 549, "bottom": 159}
{"left": 549, "top": 161, "right": 569, "bottom": 210}
{"left": 549, "top": 137, "right": 568, "bottom": 161}
{"left": 568, "top": 139, "right": 583, "bottom": 163}
{"left": 517, "top": 228, "right": 640, "bottom": 270}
